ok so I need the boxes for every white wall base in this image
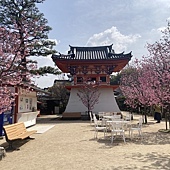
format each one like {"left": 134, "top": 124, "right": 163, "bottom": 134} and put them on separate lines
{"left": 65, "top": 87, "right": 120, "bottom": 114}
{"left": 17, "top": 111, "right": 39, "bottom": 127}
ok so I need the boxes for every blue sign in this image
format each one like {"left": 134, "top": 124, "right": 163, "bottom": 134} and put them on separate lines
{"left": 0, "top": 104, "right": 14, "bottom": 136}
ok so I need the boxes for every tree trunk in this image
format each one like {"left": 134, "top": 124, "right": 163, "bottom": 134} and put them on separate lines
{"left": 143, "top": 105, "right": 147, "bottom": 124}
{"left": 144, "top": 114, "right": 147, "bottom": 124}
{"left": 165, "top": 112, "right": 168, "bottom": 130}
{"left": 0, "top": 113, "right": 4, "bottom": 137}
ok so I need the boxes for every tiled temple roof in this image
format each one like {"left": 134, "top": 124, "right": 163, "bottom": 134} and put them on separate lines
{"left": 52, "top": 44, "right": 132, "bottom": 61}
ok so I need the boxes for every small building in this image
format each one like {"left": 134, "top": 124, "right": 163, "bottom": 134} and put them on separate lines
{"left": 52, "top": 44, "right": 132, "bottom": 119}
{"left": 3, "top": 85, "right": 49, "bottom": 128}
{"left": 14, "top": 86, "right": 39, "bottom": 127}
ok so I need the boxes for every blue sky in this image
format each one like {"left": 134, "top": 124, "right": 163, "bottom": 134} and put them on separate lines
{"left": 33, "top": 0, "right": 170, "bottom": 88}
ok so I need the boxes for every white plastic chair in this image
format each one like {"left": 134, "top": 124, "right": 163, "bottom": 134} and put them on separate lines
{"left": 129, "top": 116, "right": 143, "bottom": 139}
{"left": 125, "top": 112, "right": 132, "bottom": 121}
{"left": 124, "top": 112, "right": 132, "bottom": 130}
{"left": 111, "top": 115, "right": 121, "bottom": 120}
{"left": 113, "top": 112, "right": 117, "bottom": 115}
{"left": 105, "top": 112, "right": 111, "bottom": 116}
{"left": 89, "top": 111, "right": 94, "bottom": 125}
{"left": 98, "top": 112, "right": 105, "bottom": 121}
{"left": 110, "top": 121, "right": 126, "bottom": 143}
{"left": 93, "top": 114, "right": 107, "bottom": 139}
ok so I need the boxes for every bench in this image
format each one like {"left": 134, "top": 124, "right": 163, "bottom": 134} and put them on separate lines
{"left": 3, "top": 122, "right": 37, "bottom": 150}
{"left": 62, "top": 112, "right": 81, "bottom": 119}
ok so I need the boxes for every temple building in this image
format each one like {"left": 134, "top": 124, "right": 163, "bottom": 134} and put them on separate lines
{"left": 52, "top": 44, "right": 132, "bottom": 118}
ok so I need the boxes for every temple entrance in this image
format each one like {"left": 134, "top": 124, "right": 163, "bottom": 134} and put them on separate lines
{"left": 52, "top": 44, "right": 132, "bottom": 119}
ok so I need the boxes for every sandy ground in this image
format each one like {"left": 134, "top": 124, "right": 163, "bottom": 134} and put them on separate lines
{"left": 0, "top": 112, "right": 170, "bottom": 170}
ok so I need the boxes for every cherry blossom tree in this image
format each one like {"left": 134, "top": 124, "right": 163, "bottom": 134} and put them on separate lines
{"left": 120, "top": 64, "right": 151, "bottom": 123}
{"left": 0, "top": 26, "right": 38, "bottom": 135}
{"left": 146, "top": 27, "right": 170, "bottom": 108}
{"left": 0, "top": 27, "right": 23, "bottom": 113}
{"left": 120, "top": 66, "right": 138, "bottom": 108}
{"left": 77, "top": 82, "right": 100, "bottom": 116}
{"left": 120, "top": 22, "right": 170, "bottom": 127}
{"left": 145, "top": 24, "right": 170, "bottom": 129}
{"left": 120, "top": 57, "right": 169, "bottom": 124}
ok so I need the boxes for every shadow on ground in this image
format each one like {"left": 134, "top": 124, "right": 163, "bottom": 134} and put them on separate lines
{"left": 112, "top": 152, "right": 170, "bottom": 170}
{"left": 0, "top": 138, "right": 33, "bottom": 152}
{"left": 90, "top": 128, "right": 170, "bottom": 146}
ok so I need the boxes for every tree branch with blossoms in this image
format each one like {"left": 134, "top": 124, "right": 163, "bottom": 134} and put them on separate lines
{"left": 77, "top": 81, "right": 100, "bottom": 114}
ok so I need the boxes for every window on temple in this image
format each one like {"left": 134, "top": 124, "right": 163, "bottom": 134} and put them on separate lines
{"left": 87, "top": 77, "right": 96, "bottom": 83}
{"left": 87, "top": 77, "right": 96, "bottom": 81}
{"left": 91, "top": 77, "right": 96, "bottom": 82}
{"left": 77, "top": 77, "right": 83, "bottom": 83}
{"left": 100, "top": 76, "right": 106, "bottom": 82}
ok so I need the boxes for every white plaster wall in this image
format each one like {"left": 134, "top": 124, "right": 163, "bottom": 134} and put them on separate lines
{"left": 65, "top": 87, "right": 120, "bottom": 113}
{"left": 93, "top": 88, "right": 120, "bottom": 113}
{"left": 65, "top": 88, "right": 87, "bottom": 112}
{"left": 17, "top": 111, "right": 39, "bottom": 127}
{"left": 17, "top": 87, "right": 38, "bottom": 127}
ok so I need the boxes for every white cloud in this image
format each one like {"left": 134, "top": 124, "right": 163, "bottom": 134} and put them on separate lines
{"left": 151, "top": 27, "right": 166, "bottom": 34}
{"left": 32, "top": 73, "right": 69, "bottom": 89}
{"left": 143, "top": 26, "right": 167, "bottom": 45}
{"left": 29, "top": 55, "right": 55, "bottom": 68}
{"left": 86, "top": 26, "right": 141, "bottom": 52}
{"left": 32, "top": 74, "right": 57, "bottom": 88}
